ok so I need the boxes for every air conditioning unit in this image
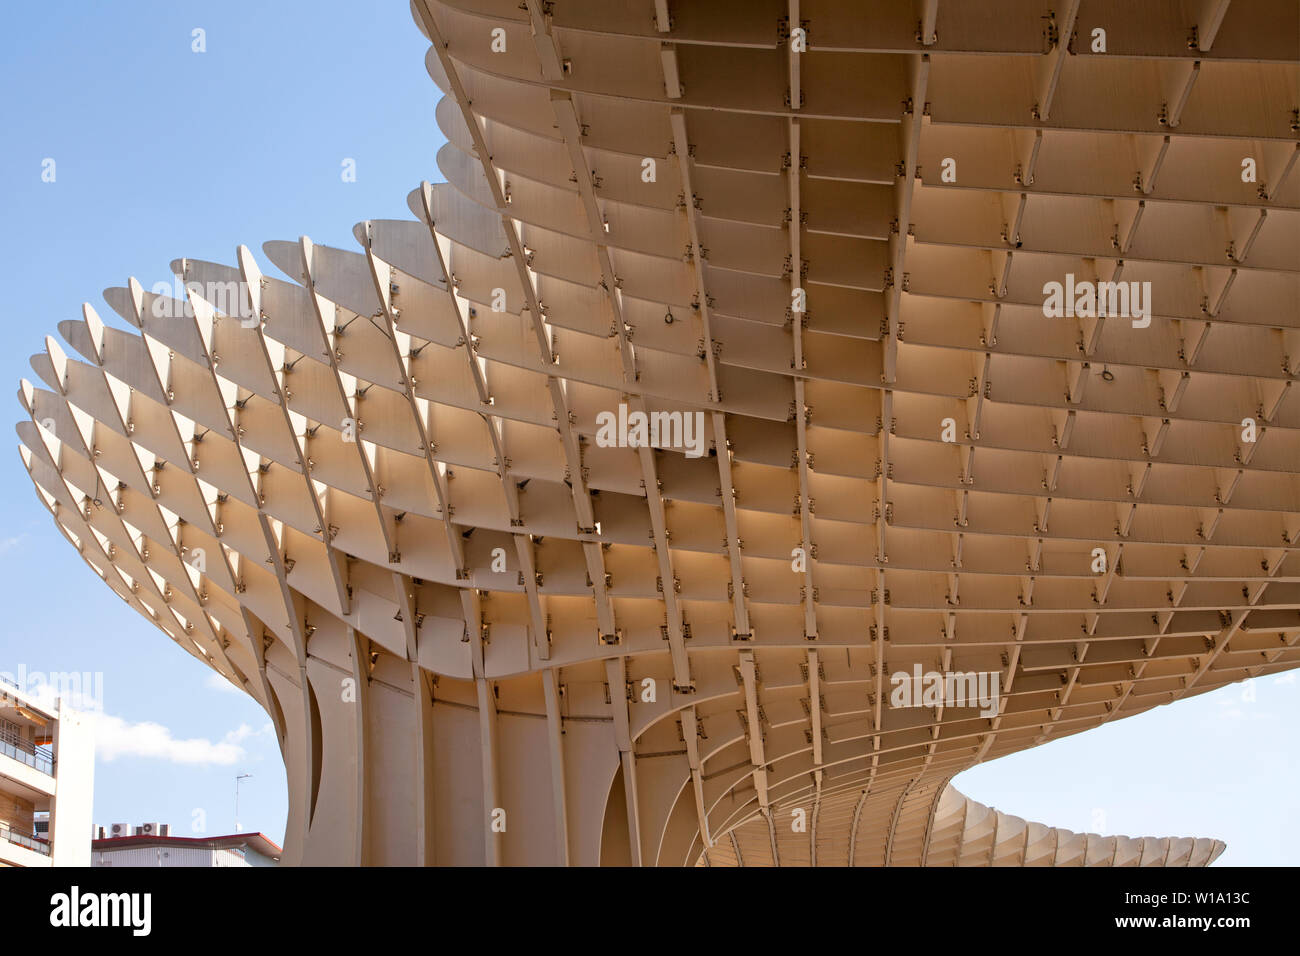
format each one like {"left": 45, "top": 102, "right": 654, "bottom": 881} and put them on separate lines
{"left": 94, "top": 825, "right": 107, "bottom": 840}
{"left": 109, "top": 822, "right": 131, "bottom": 837}
{"left": 136, "top": 822, "right": 163, "bottom": 836}
{"left": 157, "top": 823, "right": 171, "bottom": 837}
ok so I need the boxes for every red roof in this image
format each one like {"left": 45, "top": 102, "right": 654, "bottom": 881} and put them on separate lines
{"left": 92, "top": 832, "right": 282, "bottom": 858}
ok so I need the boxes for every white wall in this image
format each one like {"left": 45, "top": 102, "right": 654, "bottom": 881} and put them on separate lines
{"left": 91, "top": 840, "right": 279, "bottom": 867}
{"left": 95, "top": 845, "right": 216, "bottom": 867}
{"left": 50, "top": 706, "right": 94, "bottom": 866}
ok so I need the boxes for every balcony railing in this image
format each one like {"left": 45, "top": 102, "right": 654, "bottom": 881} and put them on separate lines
{"left": 0, "top": 822, "right": 51, "bottom": 856}
{"left": 0, "top": 736, "right": 53, "bottom": 775}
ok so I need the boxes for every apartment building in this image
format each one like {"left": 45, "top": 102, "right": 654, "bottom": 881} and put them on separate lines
{"left": 92, "top": 824, "right": 281, "bottom": 867}
{"left": 0, "top": 677, "right": 94, "bottom": 866}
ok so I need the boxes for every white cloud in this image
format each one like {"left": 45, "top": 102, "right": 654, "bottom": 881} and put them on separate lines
{"left": 205, "top": 672, "right": 244, "bottom": 694}
{"left": 0, "top": 534, "right": 28, "bottom": 555}
{"left": 1274, "top": 672, "right": 1297, "bottom": 686}
{"left": 92, "top": 713, "right": 268, "bottom": 766}
{"left": 222, "top": 722, "right": 273, "bottom": 746}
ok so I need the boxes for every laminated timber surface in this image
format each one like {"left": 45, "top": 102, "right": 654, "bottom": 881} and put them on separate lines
{"left": 17, "top": 0, "right": 1298, "bottom": 865}
{"left": 701, "top": 785, "right": 1227, "bottom": 867}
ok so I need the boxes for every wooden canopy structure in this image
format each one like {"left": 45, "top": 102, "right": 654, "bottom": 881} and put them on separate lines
{"left": 17, "top": 0, "right": 1298, "bottom": 865}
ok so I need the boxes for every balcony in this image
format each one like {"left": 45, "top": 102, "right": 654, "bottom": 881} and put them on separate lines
{"left": 0, "top": 736, "right": 53, "bottom": 776}
{"left": 0, "top": 821, "right": 51, "bottom": 856}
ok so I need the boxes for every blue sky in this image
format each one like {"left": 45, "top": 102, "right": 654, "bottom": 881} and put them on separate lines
{"left": 1, "top": 0, "right": 1294, "bottom": 864}
{"left": 0, "top": 0, "right": 440, "bottom": 845}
